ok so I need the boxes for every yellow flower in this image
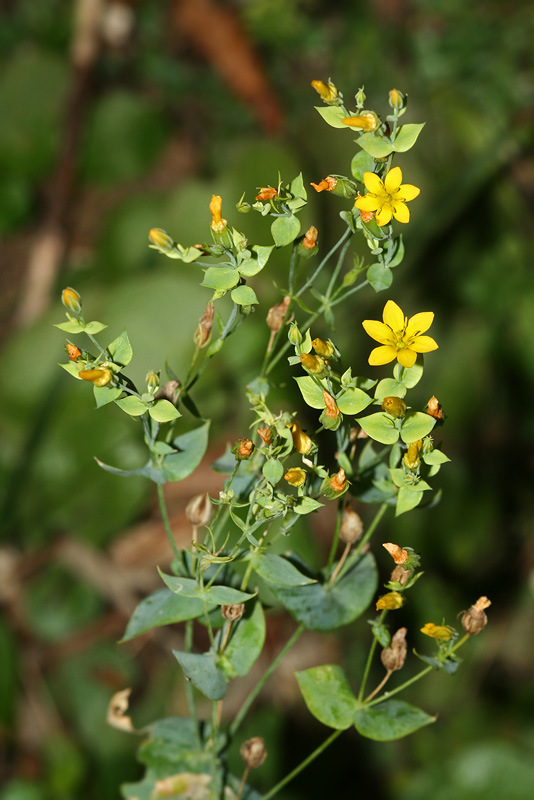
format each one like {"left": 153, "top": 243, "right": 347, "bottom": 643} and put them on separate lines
{"left": 376, "top": 591, "right": 404, "bottom": 611}
{"left": 420, "top": 622, "right": 454, "bottom": 641}
{"left": 79, "top": 367, "right": 112, "bottom": 387}
{"left": 311, "top": 79, "right": 338, "bottom": 103}
{"left": 341, "top": 112, "right": 377, "bottom": 132}
{"left": 289, "top": 421, "right": 313, "bottom": 455}
{"left": 209, "top": 195, "right": 227, "bottom": 232}
{"left": 362, "top": 300, "right": 438, "bottom": 368}
{"left": 284, "top": 467, "right": 307, "bottom": 487}
{"left": 354, "top": 167, "right": 420, "bottom": 226}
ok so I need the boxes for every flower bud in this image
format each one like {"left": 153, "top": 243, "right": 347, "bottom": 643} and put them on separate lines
{"left": 382, "top": 396, "right": 407, "bottom": 418}
{"left": 66, "top": 343, "right": 81, "bottom": 361}
{"left": 390, "top": 565, "right": 411, "bottom": 585}
{"left": 388, "top": 88, "right": 404, "bottom": 109}
{"left": 209, "top": 195, "right": 226, "bottom": 232}
{"left": 355, "top": 86, "right": 366, "bottom": 107}
{"left": 376, "top": 591, "right": 404, "bottom": 611}
{"left": 148, "top": 228, "right": 174, "bottom": 253}
{"left": 312, "top": 338, "right": 334, "bottom": 358}
{"left": 383, "top": 542, "right": 409, "bottom": 565}
{"left": 311, "top": 176, "right": 338, "bottom": 193}
{"left": 311, "top": 79, "right": 338, "bottom": 103}
{"left": 257, "top": 427, "right": 273, "bottom": 445}
{"left": 290, "top": 421, "right": 313, "bottom": 455}
{"left": 403, "top": 439, "right": 422, "bottom": 469}
{"left": 329, "top": 468, "right": 346, "bottom": 493}
{"left": 146, "top": 371, "right": 159, "bottom": 393}
{"left": 322, "top": 390, "right": 339, "bottom": 419}
{"left": 255, "top": 187, "right": 278, "bottom": 201}
{"left": 284, "top": 467, "right": 307, "bottom": 487}
{"left": 79, "top": 367, "right": 112, "bottom": 387}
{"left": 461, "top": 596, "right": 491, "bottom": 635}
{"left": 185, "top": 493, "right": 212, "bottom": 527}
{"left": 339, "top": 506, "right": 363, "bottom": 544}
{"left": 288, "top": 321, "right": 303, "bottom": 346}
{"left": 240, "top": 737, "right": 267, "bottom": 769}
{"left": 61, "top": 287, "right": 82, "bottom": 314}
{"left": 222, "top": 603, "right": 245, "bottom": 622}
{"left": 232, "top": 438, "right": 254, "bottom": 461}
{"left": 381, "top": 627, "right": 407, "bottom": 671}
{"left": 301, "top": 226, "right": 318, "bottom": 250}
{"left": 426, "top": 395, "right": 446, "bottom": 421}
{"left": 342, "top": 112, "right": 378, "bottom": 132}
{"left": 420, "top": 622, "right": 454, "bottom": 641}
{"left": 266, "top": 296, "right": 290, "bottom": 334}
{"left": 300, "top": 352, "right": 326, "bottom": 375}
{"left": 194, "top": 302, "right": 214, "bottom": 349}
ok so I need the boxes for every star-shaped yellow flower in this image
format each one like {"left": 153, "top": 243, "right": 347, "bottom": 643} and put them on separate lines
{"left": 354, "top": 166, "right": 420, "bottom": 226}
{"left": 362, "top": 300, "right": 438, "bottom": 368}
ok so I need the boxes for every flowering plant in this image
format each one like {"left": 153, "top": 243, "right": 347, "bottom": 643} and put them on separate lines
{"left": 56, "top": 80, "right": 489, "bottom": 800}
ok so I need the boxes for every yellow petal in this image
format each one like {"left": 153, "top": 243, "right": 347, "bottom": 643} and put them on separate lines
{"left": 362, "top": 319, "right": 395, "bottom": 345}
{"left": 410, "top": 335, "right": 438, "bottom": 353}
{"left": 396, "top": 348, "right": 417, "bottom": 368}
{"left": 382, "top": 300, "right": 405, "bottom": 332}
{"left": 391, "top": 201, "right": 410, "bottom": 223}
{"left": 355, "top": 195, "right": 381, "bottom": 212}
{"left": 375, "top": 203, "right": 392, "bottom": 226}
{"left": 363, "top": 171, "right": 385, "bottom": 195}
{"left": 384, "top": 166, "right": 403, "bottom": 194}
{"left": 368, "top": 345, "right": 397, "bottom": 365}
{"left": 397, "top": 183, "right": 420, "bottom": 201}
{"left": 405, "top": 311, "right": 434, "bottom": 338}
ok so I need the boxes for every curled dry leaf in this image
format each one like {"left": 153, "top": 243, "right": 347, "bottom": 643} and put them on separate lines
{"left": 107, "top": 687, "right": 136, "bottom": 732}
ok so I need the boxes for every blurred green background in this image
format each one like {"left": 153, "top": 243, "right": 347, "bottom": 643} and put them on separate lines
{"left": 1, "top": 1, "right": 533, "bottom": 798}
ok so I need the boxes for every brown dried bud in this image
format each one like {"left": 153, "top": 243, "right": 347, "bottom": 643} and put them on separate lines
{"left": 461, "top": 596, "right": 491, "bottom": 635}
{"left": 390, "top": 565, "right": 411, "bottom": 586}
{"left": 302, "top": 225, "right": 318, "bottom": 250}
{"left": 221, "top": 603, "right": 245, "bottom": 622}
{"left": 267, "top": 295, "right": 291, "bottom": 334}
{"left": 426, "top": 395, "right": 446, "bottom": 420}
{"left": 155, "top": 380, "right": 181, "bottom": 404}
{"left": 185, "top": 493, "right": 212, "bottom": 527}
{"left": 329, "top": 468, "right": 346, "bottom": 493}
{"left": 339, "top": 505, "right": 363, "bottom": 544}
{"left": 66, "top": 343, "right": 81, "bottom": 361}
{"left": 257, "top": 427, "right": 273, "bottom": 445}
{"left": 233, "top": 438, "right": 254, "bottom": 460}
{"left": 311, "top": 176, "right": 338, "bottom": 193}
{"left": 381, "top": 627, "right": 407, "bottom": 672}
{"left": 240, "top": 737, "right": 267, "bottom": 769}
{"left": 383, "top": 542, "right": 409, "bottom": 565}
{"left": 194, "top": 302, "right": 214, "bottom": 349}
{"left": 322, "top": 390, "right": 340, "bottom": 419}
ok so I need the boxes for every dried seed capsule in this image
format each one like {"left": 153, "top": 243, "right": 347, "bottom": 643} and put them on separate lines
{"left": 390, "top": 565, "right": 411, "bottom": 586}
{"left": 339, "top": 506, "right": 363, "bottom": 544}
{"left": 185, "top": 493, "right": 212, "bottom": 527}
{"left": 221, "top": 603, "right": 245, "bottom": 622}
{"left": 461, "top": 596, "right": 491, "bottom": 635}
{"left": 381, "top": 627, "right": 407, "bottom": 671}
{"left": 240, "top": 737, "right": 267, "bottom": 769}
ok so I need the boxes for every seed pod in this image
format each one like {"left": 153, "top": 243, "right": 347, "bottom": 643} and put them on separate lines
{"left": 390, "top": 565, "right": 411, "bottom": 586}
{"left": 185, "top": 493, "right": 212, "bottom": 527}
{"left": 194, "top": 302, "right": 214, "bottom": 349}
{"left": 240, "top": 737, "right": 267, "bottom": 769}
{"left": 381, "top": 627, "right": 407, "bottom": 671}
{"left": 461, "top": 596, "right": 491, "bottom": 635}
{"left": 267, "top": 296, "right": 290, "bottom": 334}
{"left": 155, "top": 380, "right": 181, "bottom": 404}
{"left": 222, "top": 603, "right": 245, "bottom": 622}
{"left": 339, "top": 506, "right": 363, "bottom": 544}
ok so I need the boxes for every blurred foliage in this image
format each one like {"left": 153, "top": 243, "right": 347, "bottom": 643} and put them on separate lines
{"left": 1, "top": 0, "right": 533, "bottom": 798}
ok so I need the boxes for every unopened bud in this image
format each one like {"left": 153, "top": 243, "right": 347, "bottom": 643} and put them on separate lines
{"left": 329, "top": 468, "right": 346, "bottom": 493}
{"left": 284, "top": 467, "right": 307, "bottom": 487}
{"left": 311, "top": 79, "right": 338, "bottom": 103}
{"left": 232, "top": 438, "right": 254, "bottom": 461}
{"left": 194, "top": 302, "right": 214, "bottom": 349}
{"left": 403, "top": 439, "right": 422, "bottom": 469}
{"left": 288, "top": 322, "right": 303, "bottom": 346}
{"left": 266, "top": 296, "right": 290, "bottom": 334}
{"left": 148, "top": 228, "right": 174, "bottom": 252}
{"left": 355, "top": 86, "right": 366, "bottom": 107}
{"left": 290, "top": 421, "right": 313, "bottom": 455}
{"left": 79, "top": 367, "right": 112, "bottom": 387}
{"left": 339, "top": 506, "right": 363, "bottom": 544}
{"left": 240, "top": 737, "right": 267, "bottom": 769}
{"left": 382, "top": 396, "right": 407, "bottom": 418}
{"left": 383, "top": 542, "right": 409, "bottom": 565}
{"left": 420, "top": 622, "right": 454, "bottom": 641}
{"left": 312, "top": 337, "right": 335, "bottom": 358}
{"left": 390, "top": 565, "right": 411, "bottom": 586}
{"left": 222, "top": 603, "right": 245, "bottom": 622}
{"left": 66, "top": 343, "right": 81, "bottom": 361}
{"left": 461, "top": 596, "right": 491, "bottom": 635}
{"left": 209, "top": 195, "right": 226, "bottom": 232}
{"left": 388, "top": 88, "right": 404, "bottom": 109}
{"left": 302, "top": 225, "right": 318, "bottom": 250}
{"left": 185, "top": 493, "right": 212, "bottom": 527}
{"left": 300, "top": 352, "right": 325, "bottom": 375}
{"left": 61, "top": 287, "right": 82, "bottom": 314}
{"left": 376, "top": 591, "right": 404, "bottom": 611}
{"left": 255, "top": 187, "right": 277, "bottom": 201}
{"left": 146, "top": 371, "right": 159, "bottom": 393}
{"left": 342, "top": 112, "right": 378, "bottom": 132}
{"left": 381, "top": 627, "right": 407, "bottom": 671}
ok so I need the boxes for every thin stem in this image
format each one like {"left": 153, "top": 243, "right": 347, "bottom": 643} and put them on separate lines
{"left": 329, "top": 541, "right": 351, "bottom": 585}
{"left": 261, "top": 729, "right": 342, "bottom": 800}
{"left": 156, "top": 483, "right": 183, "bottom": 564}
{"left": 329, "top": 279, "right": 369, "bottom": 307}
{"left": 184, "top": 620, "right": 201, "bottom": 749}
{"left": 353, "top": 502, "right": 389, "bottom": 561}
{"left": 325, "top": 501, "right": 343, "bottom": 575}
{"left": 295, "top": 228, "right": 352, "bottom": 299}
{"left": 210, "top": 700, "right": 219, "bottom": 789}
{"left": 358, "top": 610, "right": 386, "bottom": 702}
{"left": 325, "top": 237, "right": 353, "bottom": 299}
{"left": 229, "top": 625, "right": 305, "bottom": 738}
{"left": 365, "top": 669, "right": 392, "bottom": 702}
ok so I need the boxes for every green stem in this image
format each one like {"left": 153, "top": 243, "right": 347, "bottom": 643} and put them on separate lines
{"left": 352, "top": 502, "right": 389, "bottom": 561}
{"left": 358, "top": 610, "right": 386, "bottom": 702}
{"left": 261, "top": 729, "right": 342, "bottom": 800}
{"left": 295, "top": 228, "right": 352, "bottom": 299}
{"left": 156, "top": 483, "right": 183, "bottom": 564}
{"left": 229, "top": 625, "right": 304, "bottom": 738}
{"left": 325, "top": 500, "right": 343, "bottom": 576}
{"left": 210, "top": 700, "right": 219, "bottom": 790}
{"left": 185, "top": 620, "right": 201, "bottom": 749}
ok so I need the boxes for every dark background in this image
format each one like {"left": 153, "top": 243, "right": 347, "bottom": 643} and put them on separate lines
{"left": 1, "top": 1, "right": 533, "bottom": 798}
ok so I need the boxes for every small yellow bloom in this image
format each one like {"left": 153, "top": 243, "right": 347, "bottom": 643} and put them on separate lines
{"left": 342, "top": 112, "right": 377, "bottom": 132}
{"left": 284, "top": 467, "right": 307, "bottom": 487}
{"left": 362, "top": 300, "right": 438, "bottom": 369}
{"left": 209, "top": 195, "right": 227, "bottom": 232}
{"left": 354, "top": 167, "right": 420, "bottom": 227}
{"left": 311, "top": 79, "right": 338, "bottom": 103}
{"left": 420, "top": 622, "right": 454, "bottom": 641}
{"left": 290, "top": 421, "right": 313, "bottom": 455}
{"left": 376, "top": 591, "right": 404, "bottom": 611}
{"left": 79, "top": 367, "right": 112, "bottom": 387}
{"left": 312, "top": 337, "right": 335, "bottom": 358}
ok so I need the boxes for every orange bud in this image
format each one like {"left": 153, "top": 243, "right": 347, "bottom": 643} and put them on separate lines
{"left": 233, "top": 438, "right": 254, "bottom": 460}
{"left": 329, "top": 468, "right": 346, "bottom": 493}
{"left": 255, "top": 187, "right": 278, "bottom": 201}
{"left": 284, "top": 467, "right": 307, "bottom": 487}
{"left": 360, "top": 209, "right": 375, "bottom": 223}
{"left": 342, "top": 112, "right": 377, "bottom": 132}
{"left": 383, "top": 542, "right": 409, "bottom": 565}
{"left": 302, "top": 225, "right": 318, "bottom": 250}
{"left": 257, "top": 427, "right": 273, "bottom": 445}
{"left": 311, "top": 176, "right": 338, "bottom": 193}
{"left": 66, "top": 343, "right": 81, "bottom": 361}
{"left": 311, "top": 79, "right": 338, "bottom": 102}
{"left": 79, "top": 367, "right": 112, "bottom": 387}
{"left": 426, "top": 395, "right": 446, "bottom": 420}
{"left": 322, "top": 390, "right": 339, "bottom": 419}
{"left": 61, "top": 287, "right": 81, "bottom": 314}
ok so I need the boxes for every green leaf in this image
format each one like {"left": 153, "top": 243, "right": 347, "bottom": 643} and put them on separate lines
{"left": 115, "top": 395, "right": 148, "bottom": 416}
{"left": 159, "top": 572, "right": 255, "bottom": 605}
{"left": 272, "top": 553, "right": 378, "bottom": 632}
{"left": 314, "top": 105, "right": 349, "bottom": 129}
{"left": 84, "top": 321, "right": 107, "bottom": 334}
{"left": 237, "top": 257, "right": 263, "bottom": 277}
{"left": 396, "top": 486, "right": 424, "bottom": 516}
{"left": 121, "top": 589, "right": 207, "bottom": 641}
{"left": 358, "top": 412, "right": 399, "bottom": 445}
{"left": 356, "top": 133, "right": 394, "bottom": 158}
{"left": 296, "top": 665, "right": 358, "bottom": 730}
{"left": 351, "top": 150, "right": 374, "bottom": 182}
{"left": 394, "top": 360, "right": 423, "bottom": 388}
{"left": 391, "top": 122, "right": 425, "bottom": 152}
{"left": 371, "top": 621, "right": 391, "bottom": 648}
{"left": 54, "top": 320, "right": 85, "bottom": 333}
{"left": 367, "top": 263, "right": 393, "bottom": 292}
{"left": 293, "top": 497, "right": 324, "bottom": 515}
{"left": 162, "top": 420, "right": 210, "bottom": 482}
{"left": 93, "top": 385, "right": 123, "bottom": 407}
{"left": 423, "top": 450, "right": 450, "bottom": 466}
{"left": 149, "top": 399, "right": 181, "bottom": 423}
{"left": 250, "top": 553, "right": 316, "bottom": 587}
{"left": 223, "top": 601, "right": 265, "bottom": 677}
{"left": 253, "top": 244, "right": 274, "bottom": 268}
{"left": 231, "top": 285, "right": 258, "bottom": 305}
{"left": 389, "top": 469, "right": 432, "bottom": 492}
{"left": 178, "top": 245, "right": 203, "bottom": 263}
{"left": 201, "top": 267, "right": 240, "bottom": 291}
{"left": 108, "top": 329, "right": 133, "bottom": 366}
{"left": 262, "top": 458, "right": 284, "bottom": 485}
{"left": 271, "top": 215, "right": 301, "bottom": 247}
{"left": 94, "top": 457, "right": 166, "bottom": 484}
{"left": 374, "top": 378, "right": 406, "bottom": 402}
{"left": 290, "top": 173, "right": 307, "bottom": 200}
{"left": 294, "top": 376, "right": 328, "bottom": 409}
{"left": 354, "top": 699, "right": 435, "bottom": 740}
{"left": 387, "top": 235, "right": 405, "bottom": 267}
{"left": 172, "top": 650, "right": 227, "bottom": 700}
{"left": 336, "top": 388, "right": 372, "bottom": 415}
{"left": 58, "top": 360, "right": 84, "bottom": 378}
{"left": 400, "top": 412, "right": 436, "bottom": 444}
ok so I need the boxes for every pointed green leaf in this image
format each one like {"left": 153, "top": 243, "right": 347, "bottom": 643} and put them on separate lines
{"left": 108, "top": 329, "right": 133, "bottom": 366}
{"left": 149, "top": 399, "right": 181, "bottom": 422}
{"left": 400, "top": 411, "right": 436, "bottom": 444}
{"left": 356, "top": 133, "right": 394, "bottom": 158}
{"left": 173, "top": 650, "right": 227, "bottom": 700}
{"left": 159, "top": 572, "right": 255, "bottom": 605}
{"left": 58, "top": 360, "right": 84, "bottom": 378}
{"left": 122, "top": 589, "right": 207, "bottom": 641}
{"left": 336, "top": 388, "right": 372, "bottom": 415}
{"left": 84, "top": 320, "right": 107, "bottom": 334}
{"left": 115, "top": 395, "right": 148, "bottom": 416}
{"left": 237, "top": 258, "right": 263, "bottom": 277}
{"left": 396, "top": 486, "right": 424, "bottom": 516}
{"left": 423, "top": 449, "right": 450, "bottom": 465}
{"left": 293, "top": 497, "right": 324, "bottom": 515}
{"left": 374, "top": 378, "right": 406, "bottom": 402}
{"left": 231, "top": 285, "right": 258, "bottom": 305}
{"left": 296, "top": 665, "right": 358, "bottom": 730}
{"left": 290, "top": 173, "right": 307, "bottom": 200}
{"left": 162, "top": 420, "right": 210, "bottom": 482}
{"left": 223, "top": 600, "right": 265, "bottom": 677}
{"left": 391, "top": 122, "right": 425, "bottom": 152}
{"left": 253, "top": 244, "right": 274, "bottom": 268}
{"left": 250, "top": 553, "right": 316, "bottom": 587}
{"left": 271, "top": 215, "right": 301, "bottom": 247}
{"left": 358, "top": 412, "right": 399, "bottom": 444}
{"left": 201, "top": 267, "right": 240, "bottom": 291}
{"left": 394, "top": 360, "right": 423, "bottom": 388}
{"left": 262, "top": 458, "right": 284, "bottom": 485}
{"left": 355, "top": 699, "right": 435, "bottom": 740}
{"left": 314, "top": 105, "right": 349, "bottom": 128}
{"left": 367, "top": 263, "right": 393, "bottom": 292}
{"left": 351, "top": 150, "right": 374, "bottom": 182}
{"left": 294, "top": 376, "right": 328, "bottom": 409}
{"left": 94, "top": 385, "right": 123, "bottom": 407}
{"left": 54, "top": 320, "right": 85, "bottom": 333}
